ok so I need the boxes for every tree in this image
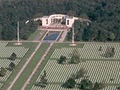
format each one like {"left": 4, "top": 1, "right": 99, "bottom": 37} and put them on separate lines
{"left": 66, "top": 29, "right": 72, "bottom": 41}
{"left": 0, "top": 24, "right": 3, "bottom": 39}
{"left": 79, "top": 14, "right": 89, "bottom": 19}
{"left": 62, "top": 77, "right": 76, "bottom": 88}
{"left": 9, "top": 52, "right": 17, "bottom": 61}
{"left": 78, "top": 79, "right": 93, "bottom": 90}
{"left": 69, "top": 49, "right": 80, "bottom": 64}
{"left": 82, "top": 28, "right": 91, "bottom": 41}
{"left": 98, "top": 46, "right": 102, "bottom": 51}
{"left": 93, "top": 82, "right": 100, "bottom": 90}
{"left": 98, "top": 82, "right": 105, "bottom": 89}
{"left": 37, "top": 19, "right": 42, "bottom": 26}
{"left": 2, "top": 25, "right": 16, "bottom": 40}
{"left": 40, "top": 76, "right": 47, "bottom": 87}
{"left": 74, "top": 68, "right": 86, "bottom": 79}
{"left": 74, "top": 21, "right": 86, "bottom": 41}
{"left": 0, "top": 0, "right": 120, "bottom": 42}
{"left": 19, "top": 20, "right": 38, "bottom": 40}
{"left": 28, "top": 20, "right": 38, "bottom": 33}
{"left": 33, "top": 13, "right": 43, "bottom": 18}
{"left": 9, "top": 62, "right": 15, "bottom": 71}
{"left": 58, "top": 55, "right": 67, "bottom": 64}
{"left": 93, "top": 82, "right": 105, "bottom": 90}
{"left": 71, "top": 48, "right": 80, "bottom": 57}
{"left": 67, "top": 10, "right": 76, "bottom": 16}
{"left": 108, "top": 32, "right": 115, "bottom": 41}
{"left": 43, "top": 70, "right": 47, "bottom": 77}
{"left": 116, "top": 86, "right": 120, "bottom": 90}
{"left": 104, "top": 47, "right": 115, "bottom": 58}
{"left": 0, "top": 67, "right": 7, "bottom": 77}
{"left": 35, "top": 70, "right": 48, "bottom": 87}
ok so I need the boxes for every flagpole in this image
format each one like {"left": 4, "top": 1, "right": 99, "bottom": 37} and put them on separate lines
{"left": 72, "top": 23, "right": 74, "bottom": 44}
{"left": 17, "top": 21, "right": 19, "bottom": 43}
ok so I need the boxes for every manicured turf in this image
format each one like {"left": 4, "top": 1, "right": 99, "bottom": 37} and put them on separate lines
{"left": 36, "top": 60, "right": 119, "bottom": 83}
{"left": 28, "top": 30, "right": 40, "bottom": 40}
{"left": 30, "top": 60, "right": 119, "bottom": 90}
{"left": 10, "top": 43, "right": 49, "bottom": 90}
{"left": 1, "top": 42, "right": 38, "bottom": 90}
{"left": 52, "top": 43, "right": 84, "bottom": 48}
{"left": 25, "top": 43, "right": 119, "bottom": 90}
{"left": 51, "top": 43, "right": 120, "bottom": 60}
{"left": 25, "top": 43, "right": 84, "bottom": 89}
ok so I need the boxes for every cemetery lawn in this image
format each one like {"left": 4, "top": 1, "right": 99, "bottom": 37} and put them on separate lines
{"left": 1, "top": 42, "right": 38, "bottom": 90}
{"left": 10, "top": 43, "right": 50, "bottom": 90}
{"left": 28, "top": 30, "right": 40, "bottom": 40}
{"left": 26, "top": 43, "right": 119, "bottom": 90}
{"left": 25, "top": 43, "right": 85, "bottom": 89}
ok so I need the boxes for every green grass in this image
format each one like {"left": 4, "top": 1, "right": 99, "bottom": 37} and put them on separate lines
{"left": 28, "top": 30, "right": 40, "bottom": 40}
{"left": 39, "top": 30, "right": 48, "bottom": 40}
{"left": 6, "top": 42, "right": 37, "bottom": 48}
{"left": 1, "top": 42, "right": 38, "bottom": 90}
{"left": 25, "top": 42, "right": 120, "bottom": 90}
{"left": 10, "top": 43, "right": 49, "bottom": 90}
{"left": 25, "top": 43, "right": 58, "bottom": 90}
{"left": 53, "top": 43, "right": 84, "bottom": 48}
{"left": 25, "top": 43, "right": 84, "bottom": 89}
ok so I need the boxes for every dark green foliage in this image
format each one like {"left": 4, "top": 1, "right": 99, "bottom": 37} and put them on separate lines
{"left": 58, "top": 55, "right": 67, "bottom": 64}
{"left": 0, "top": 1, "right": 38, "bottom": 40}
{"left": 116, "top": 86, "right": 120, "bottom": 90}
{"left": 104, "top": 47, "right": 115, "bottom": 58}
{"left": 62, "top": 77, "right": 76, "bottom": 88}
{"left": 74, "top": 68, "right": 86, "bottom": 79}
{"left": 35, "top": 82, "right": 47, "bottom": 88}
{"left": 0, "top": 67, "right": 7, "bottom": 77}
{"left": 9, "top": 52, "right": 17, "bottom": 61}
{"left": 69, "top": 49, "right": 80, "bottom": 64}
{"left": 71, "top": 68, "right": 86, "bottom": 80}
{"left": 0, "top": 0, "right": 120, "bottom": 41}
{"left": 112, "top": 47, "right": 115, "bottom": 53}
{"left": 37, "top": 20, "right": 42, "bottom": 26}
{"left": 70, "top": 55, "right": 80, "bottom": 64}
{"left": 66, "top": 1, "right": 120, "bottom": 42}
{"left": 67, "top": 21, "right": 86, "bottom": 41}
{"left": 108, "top": 32, "right": 115, "bottom": 41}
{"left": 93, "top": 82, "right": 100, "bottom": 90}
{"left": 82, "top": 28, "right": 91, "bottom": 41}
{"left": 20, "top": 20, "right": 38, "bottom": 40}
{"left": 66, "top": 29, "right": 72, "bottom": 41}
{"left": 93, "top": 82, "right": 105, "bottom": 90}
{"left": 43, "top": 70, "right": 46, "bottom": 77}
{"left": 35, "top": 70, "right": 48, "bottom": 87}
{"left": 9, "top": 62, "right": 15, "bottom": 71}
{"left": 78, "top": 79, "right": 93, "bottom": 90}
{"left": 98, "top": 46, "right": 102, "bottom": 51}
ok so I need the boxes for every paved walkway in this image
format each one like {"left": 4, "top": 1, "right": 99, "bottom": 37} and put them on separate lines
{"left": 21, "top": 42, "right": 54, "bottom": 90}
{"left": 33, "top": 30, "right": 46, "bottom": 41}
{"left": 6, "top": 29, "right": 120, "bottom": 90}
{"left": 59, "top": 29, "right": 68, "bottom": 42}
{"left": 0, "top": 40, "right": 120, "bottom": 44}
{"left": 7, "top": 42, "right": 42, "bottom": 90}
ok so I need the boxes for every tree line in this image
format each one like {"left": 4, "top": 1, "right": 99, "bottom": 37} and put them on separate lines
{"left": 0, "top": 0, "right": 120, "bottom": 41}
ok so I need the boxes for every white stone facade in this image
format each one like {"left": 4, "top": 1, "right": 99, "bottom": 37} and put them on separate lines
{"left": 35, "top": 14, "right": 79, "bottom": 28}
